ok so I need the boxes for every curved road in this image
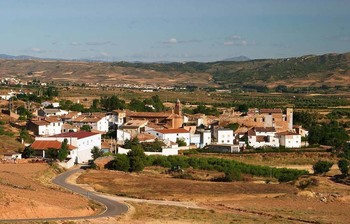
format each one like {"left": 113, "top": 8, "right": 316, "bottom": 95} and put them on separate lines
{"left": 1, "top": 166, "right": 128, "bottom": 222}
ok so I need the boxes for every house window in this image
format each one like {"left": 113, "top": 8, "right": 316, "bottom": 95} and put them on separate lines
{"left": 262, "top": 118, "right": 265, "bottom": 122}
{"left": 227, "top": 140, "right": 230, "bottom": 143}
{"left": 272, "top": 118, "right": 275, "bottom": 121}
{"left": 254, "top": 118, "right": 257, "bottom": 122}
{"left": 222, "top": 140, "right": 224, "bottom": 143}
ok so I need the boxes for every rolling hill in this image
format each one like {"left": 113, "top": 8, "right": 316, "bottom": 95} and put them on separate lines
{"left": 0, "top": 52, "right": 349, "bottom": 88}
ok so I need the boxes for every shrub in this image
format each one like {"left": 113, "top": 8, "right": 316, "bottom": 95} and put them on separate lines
{"left": 338, "top": 159, "right": 349, "bottom": 176}
{"left": 313, "top": 160, "right": 333, "bottom": 175}
{"left": 106, "top": 154, "right": 130, "bottom": 172}
{"left": 127, "top": 145, "right": 146, "bottom": 172}
{"left": 91, "top": 146, "right": 104, "bottom": 160}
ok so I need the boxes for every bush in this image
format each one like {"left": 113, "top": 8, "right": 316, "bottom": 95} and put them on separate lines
{"left": 143, "top": 155, "right": 307, "bottom": 182}
{"left": 313, "top": 160, "right": 333, "bottom": 175}
{"left": 106, "top": 154, "right": 130, "bottom": 172}
{"left": 127, "top": 145, "right": 146, "bottom": 172}
{"left": 338, "top": 159, "right": 349, "bottom": 176}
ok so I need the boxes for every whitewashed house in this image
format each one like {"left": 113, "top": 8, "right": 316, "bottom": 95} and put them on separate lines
{"left": 216, "top": 129, "right": 234, "bottom": 145}
{"left": 116, "top": 129, "right": 131, "bottom": 143}
{"left": 71, "top": 114, "right": 109, "bottom": 133}
{"left": 41, "top": 101, "right": 60, "bottom": 108}
{"left": 120, "top": 119, "right": 148, "bottom": 138}
{"left": 199, "top": 130, "right": 212, "bottom": 148}
{"left": 278, "top": 131, "right": 301, "bottom": 148}
{"left": 27, "top": 117, "right": 63, "bottom": 136}
{"left": 38, "top": 108, "right": 68, "bottom": 117}
{"left": 248, "top": 127, "right": 279, "bottom": 148}
{"left": 34, "top": 131, "right": 101, "bottom": 165}
{"left": 147, "top": 128, "right": 191, "bottom": 146}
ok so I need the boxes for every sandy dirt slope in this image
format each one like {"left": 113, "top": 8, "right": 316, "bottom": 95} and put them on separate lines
{"left": 0, "top": 163, "right": 97, "bottom": 219}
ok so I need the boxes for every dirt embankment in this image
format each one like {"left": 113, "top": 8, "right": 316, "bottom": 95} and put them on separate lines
{"left": 0, "top": 163, "right": 97, "bottom": 219}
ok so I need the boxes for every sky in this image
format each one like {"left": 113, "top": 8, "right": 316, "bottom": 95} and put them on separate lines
{"left": 1, "top": 0, "right": 350, "bottom": 62}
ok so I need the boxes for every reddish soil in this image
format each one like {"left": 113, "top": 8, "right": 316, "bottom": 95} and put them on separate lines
{"left": 0, "top": 163, "right": 97, "bottom": 219}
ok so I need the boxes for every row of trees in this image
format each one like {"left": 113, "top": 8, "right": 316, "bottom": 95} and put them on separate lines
{"left": 106, "top": 150, "right": 308, "bottom": 182}
{"left": 183, "top": 104, "right": 220, "bottom": 116}
{"left": 123, "top": 138, "right": 164, "bottom": 152}
{"left": 58, "top": 95, "right": 167, "bottom": 113}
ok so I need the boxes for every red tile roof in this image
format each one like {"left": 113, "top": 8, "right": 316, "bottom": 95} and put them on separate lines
{"left": 127, "top": 111, "right": 172, "bottom": 118}
{"left": 277, "top": 131, "right": 300, "bottom": 136}
{"left": 259, "top": 109, "right": 282, "bottom": 114}
{"left": 52, "top": 131, "right": 100, "bottom": 139}
{"left": 254, "top": 127, "right": 276, "bottom": 132}
{"left": 155, "top": 128, "right": 190, "bottom": 134}
{"left": 31, "top": 140, "right": 76, "bottom": 150}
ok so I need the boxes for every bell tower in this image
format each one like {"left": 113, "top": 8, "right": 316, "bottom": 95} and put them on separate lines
{"left": 174, "top": 99, "right": 182, "bottom": 116}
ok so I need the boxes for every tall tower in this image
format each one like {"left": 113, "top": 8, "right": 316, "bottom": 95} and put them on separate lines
{"left": 174, "top": 99, "right": 182, "bottom": 116}
{"left": 286, "top": 108, "right": 293, "bottom": 131}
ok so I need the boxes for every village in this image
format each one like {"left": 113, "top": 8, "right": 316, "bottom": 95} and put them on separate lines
{"left": 0, "top": 87, "right": 308, "bottom": 169}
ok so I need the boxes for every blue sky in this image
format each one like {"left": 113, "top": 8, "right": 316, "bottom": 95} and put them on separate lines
{"left": 1, "top": 0, "right": 349, "bottom": 62}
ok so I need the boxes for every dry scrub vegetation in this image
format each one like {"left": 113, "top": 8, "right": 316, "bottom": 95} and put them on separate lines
{"left": 78, "top": 162, "right": 350, "bottom": 224}
{"left": 0, "top": 163, "right": 99, "bottom": 219}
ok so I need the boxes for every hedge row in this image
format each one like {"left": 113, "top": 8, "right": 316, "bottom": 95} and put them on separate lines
{"left": 145, "top": 155, "right": 308, "bottom": 182}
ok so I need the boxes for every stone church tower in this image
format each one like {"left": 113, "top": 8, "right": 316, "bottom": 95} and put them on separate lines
{"left": 174, "top": 99, "right": 182, "bottom": 116}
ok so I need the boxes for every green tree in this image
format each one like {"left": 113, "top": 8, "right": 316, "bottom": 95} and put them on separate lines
{"left": 313, "top": 160, "right": 333, "bottom": 175}
{"left": 226, "top": 123, "right": 239, "bottom": 131}
{"left": 89, "top": 99, "right": 101, "bottom": 112}
{"left": 69, "top": 103, "right": 85, "bottom": 112}
{"left": 47, "top": 148, "right": 58, "bottom": 159}
{"left": 142, "top": 139, "right": 164, "bottom": 152}
{"left": 81, "top": 125, "right": 92, "bottom": 132}
{"left": 237, "top": 104, "right": 248, "bottom": 113}
{"left": 106, "top": 154, "right": 130, "bottom": 172}
{"left": 22, "top": 146, "right": 34, "bottom": 158}
{"left": 19, "top": 129, "right": 33, "bottom": 143}
{"left": 100, "top": 95, "right": 126, "bottom": 111}
{"left": 17, "top": 106, "right": 32, "bottom": 119}
{"left": 128, "top": 98, "right": 149, "bottom": 112}
{"left": 58, "top": 139, "right": 69, "bottom": 162}
{"left": 91, "top": 146, "right": 104, "bottom": 160}
{"left": 176, "top": 138, "right": 187, "bottom": 147}
{"left": 127, "top": 144, "right": 146, "bottom": 172}
{"left": 293, "top": 111, "right": 318, "bottom": 129}
{"left": 338, "top": 159, "right": 349, "bottom": 176}
{"left": 123, "top": 137, "right": 140, "bottom": 149}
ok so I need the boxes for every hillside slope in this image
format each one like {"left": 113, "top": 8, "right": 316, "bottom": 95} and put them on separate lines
{"left": 0, "top": 52, "right": 349, "bottom": 88}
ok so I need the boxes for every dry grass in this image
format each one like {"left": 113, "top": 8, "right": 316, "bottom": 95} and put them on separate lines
{"left": 122, "top": 202, "right": 291, "bottom": 224}
{"left": 78, "top": 164, "right": 350, "bottom": 223}
{"left": 0, "top": 164, "right": 98, "bottom": 219}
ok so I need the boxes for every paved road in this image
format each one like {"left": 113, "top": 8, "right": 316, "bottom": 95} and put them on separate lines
{"left": 0, "top": 166, "right": 128, "bottom": 222}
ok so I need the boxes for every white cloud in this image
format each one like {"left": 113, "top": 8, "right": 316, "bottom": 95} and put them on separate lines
{"left": 224, "top": 35, "right": 255, "bottom": 47}
{"left": 168, "top": 38, "right": 177, "bottom": 44}
{"left": 31, "top": 47, "right": 42, "bottom": 52}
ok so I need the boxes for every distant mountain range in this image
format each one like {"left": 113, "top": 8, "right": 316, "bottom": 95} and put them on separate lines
{"left": 0, "top": 54, "right": 39, "bottom": 60}
{"left": 0, "top": 53, "right": 252, "bottom": 63}
{"left": 222, "top": 56, "right": 251, "bottom": 62}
